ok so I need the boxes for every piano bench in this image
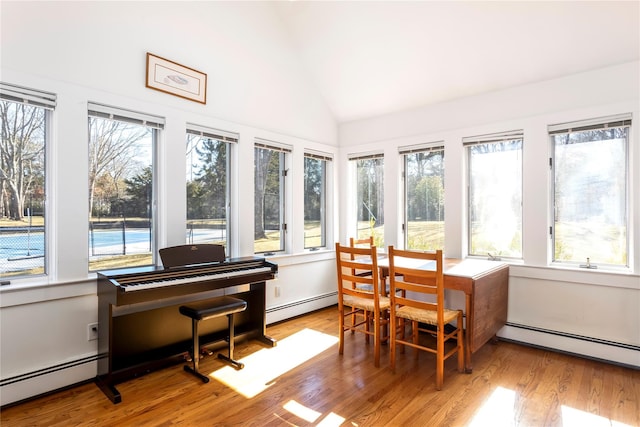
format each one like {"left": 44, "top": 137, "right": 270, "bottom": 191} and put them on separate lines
{"left": 179, "top": 296, "right": 248, "bottom": 383}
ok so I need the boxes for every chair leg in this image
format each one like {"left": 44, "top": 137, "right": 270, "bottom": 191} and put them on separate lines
{"left": 338, "top": 305, "right": 345, "bottom": 355}
{"left": 389, "top": 314, "right": 396, "bottom": 372}
{"left": 457, "top": 312, "right": 465, "bottom": 373}
{"left": 364, "top": 310, "right": 370, "bottom": 343}
{"left": 373, "top": 312, "right": 380, "bottom": 368}
{"left": 413, "top": 321, "right": 420, "bottom": 360}
{"left": 217, "top": 313, "right": 244, "bottom": 370}
{"left": 183, "top": 318, "right": 210, "bottom": 383}
{"left": 350, "top": 306, "right": 358, "bottom": 331}
{"left": 399, "top": 318, "right": 406, "bottom": 354}
{"left": 436, "top": 323, "right": 445, "bottom": 390}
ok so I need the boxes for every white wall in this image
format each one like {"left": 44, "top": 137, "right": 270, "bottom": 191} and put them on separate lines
{"left": 1, "top": 1, "right": 638, "bottom": 407}
{"left": 338, "top": 61, "right": 640, "bottom": 367}
{"left": 0, "top": 1, "right": 339, "bottom": 406}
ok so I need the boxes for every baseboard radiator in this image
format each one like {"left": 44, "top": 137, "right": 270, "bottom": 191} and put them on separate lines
{"left": 1, "top": 354, "right": 99, "bottom": 407}
{"left": 499, "top": 322, "right": 640, "bottom": 369}
{"left": 266, "top": 291, "right": 337, "bottom": 324}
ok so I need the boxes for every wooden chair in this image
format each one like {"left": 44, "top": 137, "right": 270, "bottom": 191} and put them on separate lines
{"left": 335, "top": 242, "right": 390, "bottom": 367}
{"left": 387, "top": 246, "right": 464, "bottom": 390}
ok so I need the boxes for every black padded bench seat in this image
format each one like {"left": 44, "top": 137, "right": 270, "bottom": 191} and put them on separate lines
{"left": 179, "top": 296, "right": 247, "bottom": 383}
{"left": 179, "top": 297, "right": 247, "bottom": 321}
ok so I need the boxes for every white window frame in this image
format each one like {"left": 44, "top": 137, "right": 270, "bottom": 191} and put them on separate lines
{"left": 0, "top": 83, "right": 55, "bottom": 279}
{"left": 348, "top": 152, "right": 384, "bottom": 247}
{"left": 87, "top": 102, "right": 164, "bottom": 270}
{"left": 303, "top": 150, "right": 332, "bottom": 250}
{"left": 549, "top": 114, "right": 631, "bottom": 270}
{"left": 399, "top": 142, "right": 445, "bottom": 251}
{"left": 254, "top": 139, "right": 291, "bottom": 255}
{"left": 464, "top": 130, "right": 523, "bottom": 260}
{"left": 186, "top": 124, "right": 237, "bottom": 254}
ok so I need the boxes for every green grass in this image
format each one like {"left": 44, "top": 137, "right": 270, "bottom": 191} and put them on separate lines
{"left": 0, "top": 216, "right": 45, "bottom": 227}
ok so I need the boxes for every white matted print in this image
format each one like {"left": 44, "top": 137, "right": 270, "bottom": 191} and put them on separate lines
{"left": 146, "top": 53, "right": 207, "bottom": 104}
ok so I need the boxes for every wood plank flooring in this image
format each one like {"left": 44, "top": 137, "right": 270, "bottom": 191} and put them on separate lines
{"left": 1, "top": 306, "right": 639, "bottom": 426}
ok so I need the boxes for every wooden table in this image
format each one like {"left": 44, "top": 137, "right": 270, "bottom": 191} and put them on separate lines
{"left": 378, "top": 257, "right": 509, "bottom": 372}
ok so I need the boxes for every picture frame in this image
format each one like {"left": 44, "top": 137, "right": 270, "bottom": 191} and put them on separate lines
{"left": 146, "top": 53, "right": 207, "bottom": 104}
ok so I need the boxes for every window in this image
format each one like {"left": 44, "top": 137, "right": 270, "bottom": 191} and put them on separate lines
{"left": 304, "top": 151, "right": 331, "bottom": 250}
{"left": 350, "top": 153, "right": 384, "bottom": 247}
{"left": 550, "top": 115, "right": 630, "bottom": 268}
{"left": 401, "top": 144, "right": 444, "bottom": 250}
{"left": 465, "top": 131, "right": 523, "bottom": 259}
{"left": 254, "top": 140, "right": 290, "bottom": 254}
{"left": 186, "top": 125, "right": 236, "bottom": 253}
{"left": 0, "top": 83, "right": 55, "bottom": 278}
{"left": 88, "top": 103, "right": 163, "bottom": 271}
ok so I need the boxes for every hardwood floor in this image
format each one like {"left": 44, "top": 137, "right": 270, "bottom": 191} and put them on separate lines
{"left": 2, "top": 306, "right": 639, "bottom": 426}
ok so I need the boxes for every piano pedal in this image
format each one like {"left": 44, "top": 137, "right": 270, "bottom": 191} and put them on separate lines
{"left": 200, "top": 347, "right": 213, "bottom": 357}
{"left": 183, "top": 352, "right": 193, "bottom": 363}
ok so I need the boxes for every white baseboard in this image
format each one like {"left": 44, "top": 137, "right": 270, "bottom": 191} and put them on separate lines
{"left": 1, "top": 358, "right": 97, "bottom": 407}
{"left": 499, "top": 324, "right": 640, "bottom": 369}
{"left": 266, "top": 292, "right": 337, "bottom": 325}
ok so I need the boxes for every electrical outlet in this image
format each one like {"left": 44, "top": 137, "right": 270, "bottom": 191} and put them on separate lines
{"left": 87, "top": 322, "right": 98, "bottom": 341}
{"left": 275, "top": 286, "right": 281, "bottom": 297}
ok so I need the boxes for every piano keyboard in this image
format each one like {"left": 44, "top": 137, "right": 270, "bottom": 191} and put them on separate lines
{"left": 122, "top": 266, "right": 273, "bottom": 292}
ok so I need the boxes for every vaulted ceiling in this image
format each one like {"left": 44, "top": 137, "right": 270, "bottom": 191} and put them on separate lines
{"left": 273, "top": 1, "right": 640, "bottom": 123}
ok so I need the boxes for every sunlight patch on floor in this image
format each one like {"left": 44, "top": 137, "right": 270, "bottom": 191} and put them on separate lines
{"left": 281, "top": 399, "right": 345, "bottom": 426}
{"left": 316, "top": 411, "right": 346, "bottom": 426}
{"left": 210, "top": 328, "right": 339, "bottom": 398}
{"left": 283, "top": 399, "right": 321, "bottom": 422}
{"left": 468, "top": 386, "right": 516, "bottom": 427}
{"left": 467, "top": 386, "right": 632, "bottom": 427}
{"left": 561, "top": 405, "right": 632, "bottom": 427}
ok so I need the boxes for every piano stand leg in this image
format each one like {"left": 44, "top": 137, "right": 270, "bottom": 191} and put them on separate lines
{"left": 183, "top": 365, "right": 210, "bottom": 383}
{"left": 258, "top": 335, "right": 277, "bottom": 347}
{"left": 95, "top": 376, "right": 122, "bottom": 404}
{"left": 217, "top": 353, "right": 244, "bottom": 369}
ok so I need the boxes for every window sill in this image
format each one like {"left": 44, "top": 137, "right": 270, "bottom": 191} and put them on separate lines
{"left": 263, "top": 249, "right": 334, "bottom": 267}
{"left": 509, "top": 263, "right": 639, "bottom": 290}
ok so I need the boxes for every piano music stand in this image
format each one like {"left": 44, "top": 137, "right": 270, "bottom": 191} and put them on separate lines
{"left": 159, "top": 244, "right": 226, "bottom": 268}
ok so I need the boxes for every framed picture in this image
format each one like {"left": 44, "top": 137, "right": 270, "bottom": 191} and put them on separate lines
{"left": 146, "top": 53, "right": 207, "bottom": 104}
